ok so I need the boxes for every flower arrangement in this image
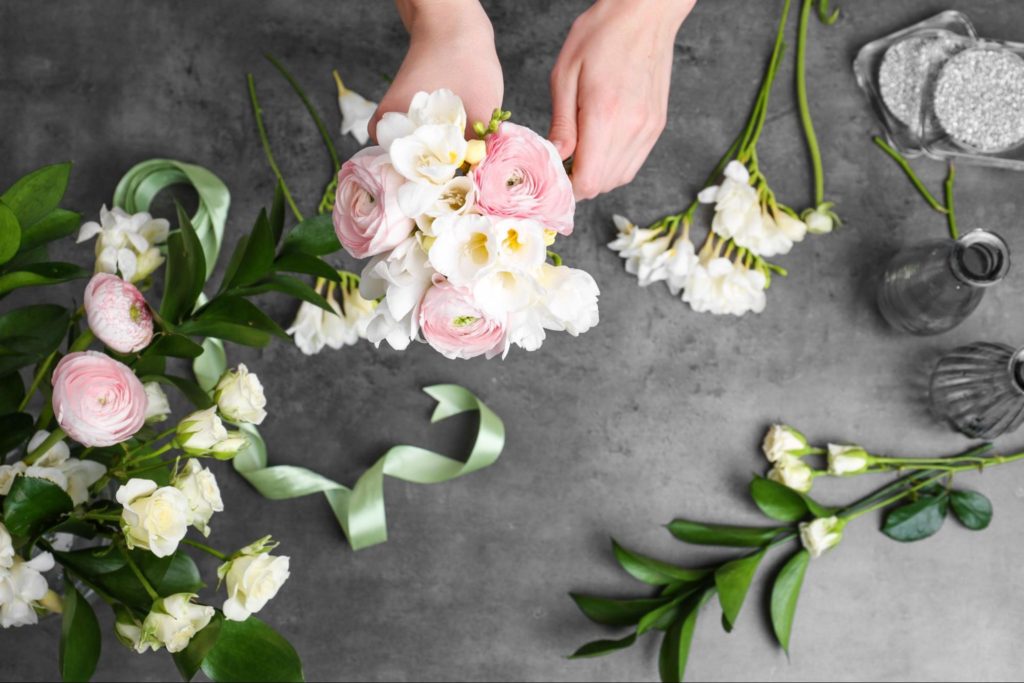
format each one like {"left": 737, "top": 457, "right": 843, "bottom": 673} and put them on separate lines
{"left": 610, "top": 0, "right": 841, "bottom": 316}
{"left": 0, "top": 160, "right": 346, "bottom": 681}
{"left": 570, "top": 422, "right": 1021, "bottom": 682}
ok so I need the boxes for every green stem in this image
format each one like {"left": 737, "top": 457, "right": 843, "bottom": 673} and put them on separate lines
{"left": 872, "top": 136, "right": 948, "bottom": 214}
{"left": 265, "top": 54, "right": 341, "bottom": 172}
{"left": 68, "top": 328, "right": 95, "bottom": 353}
{"left": 841, "top": 473, "right": 948, "bottom": 521}
{"left": 247, "top": 73, "right": 304, "bottom": 222}
{"left": 125, "top": 428, "right": 177, "bottom": 456}
{"left": 796, "top": 0, "right": 825, "bottom": 206}
{"left": 121, "top": 546, "right": 160, "bottom": 602}
{"left": 944, "top": 162, "right": 959, "bottom": 240}
{"left": 122, "top": 459, "right": 179, "bottom": 478}
{"left": 129, "top": 443, "right": 175, "bottom": 465}
{"left": 17, "top": 349, "right": 58, "bottom": 413}
{"left": 81, "top": 511, "right": 122, "bottom": 522}
{"left": 23, "top": 428, "right": 66, "bottom": 465}
{"left": 182, "top": 538, "right": 228, "bottom": 561}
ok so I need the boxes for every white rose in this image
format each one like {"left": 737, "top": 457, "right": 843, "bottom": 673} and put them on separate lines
{"left": 176, "top": 407, "right": 244, "bottom": 457}
{"left": 767, "top": 454, "right": 815, "bottom": 493}
{"left": 116, "top": 479, "right": 189, "bottom": 558}
{"left": 762, "top": 425, "right": 808, "bottom": 463}
{"left": 539, "top": 264, "right": 600, "bottom": 336}
{"left": 214, "top": 364, "right": 267, "bottom": 425}
{"left": 220, "top": 553, "right": 291, "bottom": 622}
{"left": 0, "top": 552, "right": 54, "bottom": 628}
{"left": 173, "top": 460, "right": 224, "bottom": 537}
{"left": 114, "top": 607, "right": 148, "bottom": 653}
{"left": 334, "top": 71, "right": 377, "bottom": 145}
{"left": 144, "top": 382, "right": 172, "bottom": 423}
{"left": 827, "top": 444, "right": 872, "bottom": 476}
{"left": 141, "top": 593, "right": 214, "bottom": 653}
{"left": 0, "top": 523, "right": 14, "bottom": 569}
{"left": 799, "top": 516, "right": 845, "bottom": 558}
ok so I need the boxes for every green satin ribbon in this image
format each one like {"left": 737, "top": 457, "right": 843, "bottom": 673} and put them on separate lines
{"left": 232, "top": 385, "right": 505, "bottom": 550}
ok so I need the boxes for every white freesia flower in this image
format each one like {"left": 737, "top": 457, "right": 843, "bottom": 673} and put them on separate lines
{"left": 76, "top": 205, "right": 170, "bottom": 283}
{"left": 176, "top": 407, "right": 244, "bottom": 458}
{"left": 323, "top": 283, "right": 377, "bottom": 350}
{"left": 287, "top": 299, "right": 329, "bottom": 355}
{"left": 684, "top": 257, "right": 767, "bottom": 316}
{"left": 334, "top": 71, "right": 376, "bottom": 145}
{"left": 173, "top": 460, "right": 224, "bottom": 537}
{"left": 219, "top": 544, "right": 291, "bottom": 622}
{"left": 0, "top": 464, "right": 25, "bottom": 496}
{"left": 539, "top": 264, "right": 600, "bottom": 336}
{"left": 767, "top": 454, "right": 815, "bottom": 493}
{"left": 0, "top": 552, "right": 54, "bottom": 628}
{"left": 827, "top": 444, "right": 872, "bottom": 476}
{"left": 699, "top": 161, "right": 762, "bottom": 242}
{"left": 762, "top": 424, "right": 808, "bottom": 463}
{"left": 608, "top": 215, "right": 670, "bottom": 283}
{"left": 360, "top": 236, "right": 434, "bottom": 351}
{"left": 25, "top": 430, "right": 70, "bottom": 466}
{"left": 428, "top": 214, "right": 498, "bottom": 287}
{"left": 505, "top": 308, "right": 547, "bottom": 353}
{"left": 664, "top": 237, "right": 699, "bottom": 296}
{"left": 799, "top": 516, "right": 845, "bottom": 558}
{"left": 144, "top": 382, "right": 171, "bottom": 423}
{"left": 376, "top": 88, "right": 467, "bottom": 151}
{"left": 424, "top": 176, "right": 477, "bottom": 221}
{"left": 117, "top": 479, "right": 189, "bottom": 558}
{"left": 140, "top": 593, "right": 215, "bottom": 653}
{"left": 0, "top": 523, "right": 14, "bottom": 569}
{"left": 390, "top": 124, "right": 468, "bottom": 216}
{"left": 214, "top": 364, "right": 267, "bottom": 425}
{"left": 60, "top": 459, "right": 107, "bottom": 506}
{"left": 26, "top": 430, "right": 106, "bottom": 505}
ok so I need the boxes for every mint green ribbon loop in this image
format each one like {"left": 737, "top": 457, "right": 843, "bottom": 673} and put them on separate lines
{"left": 232, "top": 385, "right": 505, "bottom": 551}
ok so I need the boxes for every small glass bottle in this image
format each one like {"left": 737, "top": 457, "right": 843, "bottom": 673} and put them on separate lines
{"left": 877, "top": 229, "right": 1010, "bottom": 335}
{"left": 930, "top": 342, "right": 1024, "bottom": 439}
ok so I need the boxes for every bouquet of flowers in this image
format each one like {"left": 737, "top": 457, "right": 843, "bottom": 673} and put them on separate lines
{"left": 331, "top": 90, "right": 599, "bottom": 359}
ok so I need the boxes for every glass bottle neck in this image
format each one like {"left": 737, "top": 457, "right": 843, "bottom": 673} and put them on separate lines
{"left": 950, "top": 230, "right": 1010, "bottom": 288}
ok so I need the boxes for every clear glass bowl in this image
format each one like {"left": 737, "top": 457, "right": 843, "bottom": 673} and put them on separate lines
{"left": 930, "top": 342, "right": 1024, "bottom": 439}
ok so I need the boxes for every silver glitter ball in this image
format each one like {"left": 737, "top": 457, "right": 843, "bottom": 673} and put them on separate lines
{"left": 934, "top": 47, "right": 1024, "bottom": 153}
{"left": 879, "top": 33, "right": 965, "bottom": 135}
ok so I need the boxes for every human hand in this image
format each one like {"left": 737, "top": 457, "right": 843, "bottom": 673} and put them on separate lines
{"left": 369, "top": 0, "right": 503, "bottom": 141}
{"left": 548, "top": 0, "right": 696, "bottom": 200}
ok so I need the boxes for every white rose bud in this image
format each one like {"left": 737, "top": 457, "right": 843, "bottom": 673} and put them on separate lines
{"left": 214, "top": 364, "right": 267, "bottom": 425}
{"left": 218, "top": 541, "right": 291, "bottom": 622}
{"left": 144, "top": 382, "right": 172, "bottom": 423}
{"left": 210, "top": 433, "right": 248, "bottom": 460}
{"left": 176, "top": 407, "right": 247, "bottom": 458}
{"left": 173, "top": 460, "right": 224, "bottom": 537}
{"left": 827, "top": 443, "right": 872, "bottom": 476}
{"left": 116, "top": 479, "right": 189, "bottom": 558}
{"left": 761, "top": 424, "right": 808, "bottom": 463}
{"left": 140, "top": 593, "right": 215, "bottom": 653}
{"left": 767, "top": 454, "right": 815, "bottom": 493}
{"left": 799, "top": 516, "right": 845, "bottom": 558}
{"left": 114, "top": 606, "right": 148, "bottom": 653}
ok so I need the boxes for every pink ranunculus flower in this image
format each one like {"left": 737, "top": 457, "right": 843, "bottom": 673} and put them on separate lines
{"left": 472, "top": 122, "right": 576, "bottom": 236}
{"left": 51, "top": 351, "right": 147, "bottom": 447}
{"left": 419, "top": 278, "right": 507, "bottom": 360}
{"left": 83, "top": 273, "right": 154, "bottom": 354}
{"left": 332, "top": 147, "right": 414, "bottom": 259}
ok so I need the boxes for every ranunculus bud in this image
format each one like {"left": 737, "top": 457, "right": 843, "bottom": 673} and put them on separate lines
{"left": 144, "top": 382, "right": 171, "bottom": 423}
{"left": 140, "top": 593, "right": 215, "bottom": 653}
{"left": 51, "top": 351, "right": 147, "bottom": 447}
{"left": 116, "top": 479, "right": 189, "bottom": 558}
{"left": 173, "top": 460, "right": 224, "bottom": 537}
{"left": 218, "top": 543, "right": 291, "bottom": 622}
{"left": 799, "top": 516, "right": 845, "bottom": 558}
{"left": 827, "top": 443, "right": 872, "bottom": 476}
{"left": 762, "top": 424, "right": 808, "bottom": 463}
{"left": 214, "top": 364, "right": 267, "bottom": 425}
{"left": 83, "top": 273, "right": 154, "bottom": 354}
{"left": 767, "top": 454, "right": 815, "bottom": 493}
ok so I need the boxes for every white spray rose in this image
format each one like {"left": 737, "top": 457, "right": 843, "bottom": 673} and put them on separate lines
{"left": 176, "top": 407, "right": 245, "bottom": 458}
{"left": 762, "top": 425, "right": 808, "bottom": 463}
{"left": 768, "top": 454, "right": 815, "bottom": 493}
{"left": 799, "top": 516, "right": 845, "bottom": 558}
{"left": 219, "top": 545, "right": 291, "bottom": 622}
{"left": 173, "top": 460, "right": 224, "bottom": 537}
{"left": 140, "top": 593, "right": 215, "bottom": 653}
{"left": 827, "top": 444, "right": 872, "bottom": 476}
{"left": 144, "top": 382, "right": 172, "bottom": 423}
{"left": 114, "top": 606, "right": 148, "bottom": 653}
{"left": 214, "top": 364, "right": 267, "bottom": 425}
{"left": 0, "top": 552, "right": 54, "bottom": 628}
{"left": 116, "top": 479, "right": 189, "bottom": 558}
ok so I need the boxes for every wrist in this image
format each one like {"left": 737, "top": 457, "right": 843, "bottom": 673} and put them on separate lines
{"left": 591, "top": 0, "right": 696, "bottom": 40}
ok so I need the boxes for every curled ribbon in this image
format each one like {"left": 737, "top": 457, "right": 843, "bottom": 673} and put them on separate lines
{"left": 231, "top": 385, "right": 505, "bottom": 550}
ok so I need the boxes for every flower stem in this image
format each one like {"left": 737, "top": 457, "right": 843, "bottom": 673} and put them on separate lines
{"left": 121, "top": 546, "right": 160, "bottom": 602}
{"left": 796, "top": 0, "right": 825, "bottom": 206}
{"left": 247, "top": 73, "right": 304, "bottom": 222}
{"left": 872, "top": 136, "right": 948, "bottom": 214}
{"left": 182, "top": 538, "right": 228, "bottom": 561}
{"left": 265, "top": 53, "right": 341, "bottom": 172}
{"left": 23, "top": 428, "right": 66, "bottom": 465}
{"left": 129, "top": 443, "right": 175, "bottom": 465}
{"left": 68, "top": 328, "right": 95, "bottom": 354}
{"left": 17, "top": 349, "right": 58, "bottom": 413}
{"left": 944, "top": 162, "right": 959, "bottom": 240}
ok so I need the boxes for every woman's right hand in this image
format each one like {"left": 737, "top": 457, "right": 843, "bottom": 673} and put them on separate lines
{"left": 369, "top": 0, "right": 504, "bottom": 141}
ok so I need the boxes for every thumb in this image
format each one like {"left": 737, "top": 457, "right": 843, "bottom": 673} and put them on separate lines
{"left": 548, "top": 69, "right": 579, "bottom": 161}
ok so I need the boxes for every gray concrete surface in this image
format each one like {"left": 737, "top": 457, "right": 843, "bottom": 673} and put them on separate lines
{"left": 3, "top": 1, "right": 1024, "bottom": 681}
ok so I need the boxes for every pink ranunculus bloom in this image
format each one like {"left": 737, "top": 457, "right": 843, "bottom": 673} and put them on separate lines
{"left": 51, "top": 351, "right": 147, "bottom": 447}
{"left": 419, "top": 278, "right": 507, "bottom": 360}
{"left": 332, "top": 147, "right": 414, "bottom": 259}
{"left": 472, "top": 122, "right": 576, "bottom": 236}
{"left": 83, "top": 273, "right": 154, "bottom": 354}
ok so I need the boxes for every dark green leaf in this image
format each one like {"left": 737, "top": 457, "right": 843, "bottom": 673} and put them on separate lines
{"left": 0, "top": 262, "right": 89, "bottom": 296}
{"left": 750, "top": 477, "right": 810, "bottom": 522}
{"left": 570, "top": 593, "right": 669, "bottom": 627}
{"left": 280, "top": 214, "right": 340, "bottom": 256}
{"left": 637, "top": 596, "right": 684, "bottom": 635}
{"left": 0, "top": 372, "right": 25, "bottom": 415}
{"left": 3, "top": 243, "right": 50, "bottom": 271}
{"left": 146, "top": 333, "right": 206, "bottom": 359}
{"left": 770, "top": 549, "right": 810, "bottom": 652}
{"left": 950, "top": 490, "right": 993, "bottom": 531}
{"left": 882, "top": 495, "right": 948, "bottom": 542}
{"left": 19, "top": 209, "right": 80, "bottom": 254}
{"left": 0, "top": 202, "right": 21, "bottom": 265}
{"left": 188, "top": 296, "right": 287, "bottom": 336}
{"left": 0, "top": 303, "right": 69, "bottom": 352}
{"left": 143, "top": 374, "right": 214, "bottom": 409}
{"left": 611, "top": 540, "right": 710, "bottom": 586}
{"left": 201, "top": 616, "right": 304, "bottom": 683}
{"left": 175, "top": 613, "right": 223, "bottom": 681}
{"left": 658, "top": 597, "right": 704, "bottom": 683}
{"left": 80, "top": 549, "right": 203, "bottom": 611}
{"left": 226, "top": 210, "right": 275, "bottom": 289}
{"left": 230, "top": 275, "right": 333, "bottom": 313}
{"left": 55, "top": 547, "right": 127, "bottom": 579}
{"left": 714, "top": 549, "right": 765, "bottom": 630}
{"left": 60, "top": 580, "right": 101, "bottom": 682}
{"left": 273, "top": 252, "right": 342, "bottom": 283}
{"left": 0, "top": 162, "right": 71, "bottom": 228}
{"left": 177, "top": 321, "right": 272, "bottom": 348}
{"left": 217, "top": 233, "right": 249, "bottom": 297}
{"left": 269, "top": 182, "right": 286, "bottom": 245}
{"left": 569, "top": 632, "right": 637, "bottom": 660}
{"left": 0, "top": 412, "right": 33, "bottom": 454}
{"left": 160, "top": 204, "right": 207, "bottom": 324}
{"left": 667, "top": 519, "right": 783, "bottom": 547}
{"left": 3, "top": 476, "right": 73, "bottom": 540}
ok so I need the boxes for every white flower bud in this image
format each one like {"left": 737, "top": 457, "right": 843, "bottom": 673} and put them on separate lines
{"left": 173, "top": 460, "right": 224, "bottom": 537}
{"left": 140, "top": 593, "right": 215, "bottom": 653}
{"left": 214, "top": 364, "right": 267, "bottom": 425}
{"left": 144, "top": 382, "right": 172, "bottom": 423}
{"left": 799, "top": 516, "right": 845, "bottom": 558}
{"left": 827, "top": 443, "right": 872, "bottom": 476}
{"left": 767, "top": 455, "right": 815, "bottom": 493}
{"left": 762, "top": 424, "right": 808, "bottom": 463}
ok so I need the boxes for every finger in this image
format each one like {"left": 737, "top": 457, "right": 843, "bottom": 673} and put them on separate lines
{"left": 570, "top": 105, "right": 613, "bottom": 201}
{"left": 548, "top": 62, "right": 580, "bottom": 161}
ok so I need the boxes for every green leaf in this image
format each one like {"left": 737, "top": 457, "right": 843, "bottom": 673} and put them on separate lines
{"left": 2, "top": 476, "right": 73, "bottom": 540}
{"left": 218, "top": 233, "right": 250, "bottom": 297}
{"left": 175, "top": 613, "right": 223, "bottom": 681}
{"left": 226, "top": 210, "right": 275, "bottom": 289}
{"left": 659, "top": 599, "right": 703, "bottom": 683}
{"left": 146, "top": 333, "right": 206, "bottom": 359}
{"left": 193, "top": 338, "right": 227, "bottom": 393}
{"left": 750, "top": 477, "right": 810, "bottom": 522}
{"left": 67, "top": 549, "right": 204, "bottom": 611}
{"left": 0, "top": 412, "right": 34, "bottom": 455}
{"left": 714, "top": 549, "right": 765, "bottom": 630}
{"left": 160, "top": 204, "right": 208, "bottom": 324}
{"left": 273, "top": 252, "right": 343, "bottom": 283}
{"left": 230, "top": 275, "right": 333, "bottom": 313}
{"left": 18, "top": 209, "right": 80, "bottom": 254}
{"left": 611, "top": 540, "right": 710, "bottom": 586}
{"left": 569, "top": 632, "right": 637, "bottom": 660}
{"left": 179, "top": 296, "right": 287, "bottom": 347}
{"left": 950, "top": 490, "right": 993, "bottom": 530}
{"left": 0, "top": 262, "right": 89, "bottom": 296}
{"left": 0, "top": 303, "right": 69, "bottom": 354}
{"left": 770, "top": 549, "right": 810, "bottom": 653}
{"left": 667, "top": 519, "right": 783, "bottom": 547}
{"left": 570, "top": 593, "right": 669, "bottom": 627}
{"left": 0, "top": 372, "right": 25, "bottom": 415}
{"left": 280, "top": 214, "right": 341, "bottom": 256}
{"left": 0, "top": 162, "right": 71, "bottom": 228}
{"left": 144, "top": 374, "right": 214, "bottom": 409}
{"left": 269, "top": 182, "right": 286, "bottom": 245}
{"left": 637, "top": 596, "right": 684, "bottom": 635}
{"left": 882, "top": 495, "right": 948, "bottom": 542}
{"left": 0, "top": 202, "right": 21, "bottom": 266}
{"left": 201, "top": 616, "right": 304, "bottom": 683}
{"left": 60, "top": 580, "right": 101, "bottom": 682}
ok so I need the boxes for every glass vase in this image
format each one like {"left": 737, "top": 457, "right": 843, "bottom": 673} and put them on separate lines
{"left": 929, "top": 342, "right": 1024, "bottom": 439}
{"left": 877, "top": 229, "right": 1010, "bottom": 335}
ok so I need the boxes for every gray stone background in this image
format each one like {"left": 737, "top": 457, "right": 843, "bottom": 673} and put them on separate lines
{"left": 2, "top": 0, "right": 1024, "bottom": 681}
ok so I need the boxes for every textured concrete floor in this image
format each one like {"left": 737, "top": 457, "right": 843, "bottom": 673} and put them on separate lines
{"left": 3, "top": 1, "right": 1024, "bottom": 681}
